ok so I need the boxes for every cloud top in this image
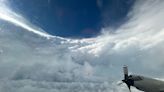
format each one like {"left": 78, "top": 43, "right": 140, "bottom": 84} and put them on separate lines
{"left": 0, "top": 0, "right": 164, "bottom": 92}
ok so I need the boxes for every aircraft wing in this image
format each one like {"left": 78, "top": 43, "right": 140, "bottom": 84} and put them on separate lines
{"left": 160, "top": 89, "right": 164, "bottom": 92}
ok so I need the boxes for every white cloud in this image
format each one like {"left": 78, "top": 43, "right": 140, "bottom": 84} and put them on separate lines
{"left": 0, "top": 0, "right": 53, "bottom": 39}
{"left": 0, "top": 0, "right": 164, "bottom": 92}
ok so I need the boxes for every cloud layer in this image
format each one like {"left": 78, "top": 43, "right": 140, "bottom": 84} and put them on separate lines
{"left": 0, "top": 0, "right": 164, "bottom": 92}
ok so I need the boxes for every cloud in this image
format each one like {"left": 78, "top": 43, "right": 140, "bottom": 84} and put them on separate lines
{"left": 0, "top": 0, "right": 164, "bottom": 92}
{"left": 0, "top": 0, "right": 53, "bottom": 38}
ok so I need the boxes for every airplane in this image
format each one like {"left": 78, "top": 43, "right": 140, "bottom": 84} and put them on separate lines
{"left": 120, "top": 65, "right": 164, "bottom": 92}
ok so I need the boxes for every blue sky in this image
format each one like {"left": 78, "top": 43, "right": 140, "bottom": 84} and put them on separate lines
{"left": 1, "top": 0, "right": 164, "bottom": 92}
{"left": 10, "top": 0, "right": 135, "bottom": 38}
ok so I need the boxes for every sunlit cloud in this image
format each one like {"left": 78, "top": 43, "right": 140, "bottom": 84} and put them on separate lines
{"left": 0, "top": 0, "right": 164, "bottom": 92}
{"left": 0, "top": 0, "right": 53, "bottom": 38}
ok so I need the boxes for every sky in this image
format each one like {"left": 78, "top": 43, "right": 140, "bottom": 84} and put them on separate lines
{"left": 0, "top": 0, "right": 164, "bottom": 92}
{"left": 10, "top": 0, "right": 135, "bottom": 38}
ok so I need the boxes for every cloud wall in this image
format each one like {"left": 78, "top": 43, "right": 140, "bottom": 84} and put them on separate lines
{"left": 0, "top": 0, "right": 164, "bottom": 92}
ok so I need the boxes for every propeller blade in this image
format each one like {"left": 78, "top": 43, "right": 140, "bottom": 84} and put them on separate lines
{"left": 123, "top": 65, "right": 128, "bottom": 80}
{"left": 117, "top": 82, "right": 123, "bottom": 86}
{"left": 128, "top": 85, "right": 131, "bottom": 92}
{"left": 122, "top": 65, "right": 132, "bottom": 92}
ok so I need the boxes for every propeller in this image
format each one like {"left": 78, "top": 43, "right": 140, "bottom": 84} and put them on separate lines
{"left": 121, "top": 65, "right": 134, "bottom": 92}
